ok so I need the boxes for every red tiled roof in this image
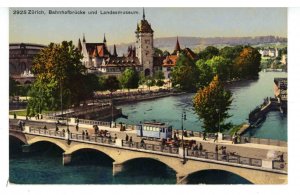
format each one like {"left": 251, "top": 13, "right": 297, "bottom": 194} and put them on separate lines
{"left": 86, "top": 43, "right": 110, "bottom": 57}
{"left": 162, "top": 55, "right": 178, "bottom": 67}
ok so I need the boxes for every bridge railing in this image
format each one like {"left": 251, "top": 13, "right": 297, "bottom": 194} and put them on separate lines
{"left": 28, "top": 127, "right": 65, "bottom": 138}
{"left": 186, "top": 149, "right": 262, "bottom": 168}
{"left": 9, "top": 124, "right": 22, "bottom": 131}
{"left": 272, "top": 160, "right": 287, "bottom": 171}
{"left": 78, "top": 119, "right": 111, "bottom": 127}
{"left": 121, "top": 140, "right": 179, "bottom": 154}
{"left": 172, "top": 128, "right": 287, "bottom": 147}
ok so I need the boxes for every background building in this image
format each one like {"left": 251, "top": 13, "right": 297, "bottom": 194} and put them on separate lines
{"left": 9, "top": 43, "right": 46, "bottom": 84}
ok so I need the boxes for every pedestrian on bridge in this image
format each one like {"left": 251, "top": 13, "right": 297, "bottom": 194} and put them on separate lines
{"left": 125, "top": 134, "right": 129, "bottom": 142}
{"left": 56, "top": 125, "right": 59, "bottom": 132}
{"left": 62, "top": 129, "right": 65, "bottom": 137}
{"left": 203, "top": 132, "right": 207, "bottom": 141}
{"left": 140, "top": 138, "right": 145, "bottom": 148}
{"left": 82, "top": 130, "right": 85, "bottom": 140}
{"left": 199, "top": 143, "right": 203, "bottom": 152}
{"left": 214, "top": 133, "right": 218, "bottom": 143}
{"left": 215, "top": 145, "right": 219, "bottom": 153}
{"left": 215, "top": 145, "right": 219, "bottom": 160}
{"left": 85, "top": 130, "right": 89, "bottom": 139}
{"left": 76, "top": 124, "right": 79, "bottom": 132}
{"left": 129, "top": 136, "right": 133, "bottom": 146}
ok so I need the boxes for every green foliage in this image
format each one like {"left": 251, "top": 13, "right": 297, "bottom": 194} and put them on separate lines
{"left": 154, "top": 70, "right": 165, "bottom": 87}
{"left": 234, "top": 46, "right": 261, "bottom": 78}
{"left": 198, "top": 46, "right": 219, "bottom": 61}
{"left": 119, "top": 68, "right": 139, "bottom": 91}
{"left": 281, "top": 47, "right": 287, "bottom": 55}
{"left": 195, "top": 59, "right": 214, "bottom": 89}
{"left": 27, "top": 41, "right": 95, "bottom": 114}
{"left": 163, "top": 50, "right": 170, "bottom": 57}
{"left": 156, "top": 80, "right": 164, "bottom": 87}
{"left": 145, "top": 76, "right": 155, "bottom": 90}
{"left": 206, "top": 56, "right": 231, "bottom": 81}
{"left": 138, "top": 72, "right": 145, "bottom": 85}
{"left": 98, "top": 76, "right": 106, "bottom": 91}
{"left": 104, "top": 75, "right": 120, "bottom": 93}
{"left": 193, "top": 75, "right": 233, "bottom": 133}
{"left": 171, "top": 53, "right": 199, "bottom": 92}
{"left": 154, "top": 48, "right": 164, "bottom": 57}
{"left": 9, "top": 77, "right": 19, "bottom": 96}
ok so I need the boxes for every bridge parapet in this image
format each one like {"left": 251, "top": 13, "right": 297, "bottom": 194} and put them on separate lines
{"left": 19, "top": 125, "right": 287, "bottom": 173}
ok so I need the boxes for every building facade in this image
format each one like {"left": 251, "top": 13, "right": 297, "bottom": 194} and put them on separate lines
{"left": 79, "top": 9, "right": 196, "bottom": 78}
{"left": 9, "top": 43, "right": 46, "bottom": 84}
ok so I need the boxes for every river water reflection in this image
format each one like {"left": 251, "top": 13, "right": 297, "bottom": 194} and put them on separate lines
{"left": 116, "top": 71, "right": 287, "bottom": 141}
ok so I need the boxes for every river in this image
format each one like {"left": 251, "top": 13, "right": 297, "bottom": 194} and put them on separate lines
{"left": 9, "top": 71, "right": 287, "bottom": 184}
{"left": 116, "top": 71, "right": 287, "bottom": 141}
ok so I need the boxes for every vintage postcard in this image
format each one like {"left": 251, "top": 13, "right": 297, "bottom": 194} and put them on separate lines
{"left": 8, "top": 7, "right": 287, "bottom": 185}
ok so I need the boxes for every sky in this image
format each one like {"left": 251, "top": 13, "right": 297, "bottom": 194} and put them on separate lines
{"left": 9, "top": 7, "right": 287, "bottom": 46}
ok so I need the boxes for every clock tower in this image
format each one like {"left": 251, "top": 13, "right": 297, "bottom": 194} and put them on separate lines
{"left": 135, "top": 8, "right": 154, "bottom": 76}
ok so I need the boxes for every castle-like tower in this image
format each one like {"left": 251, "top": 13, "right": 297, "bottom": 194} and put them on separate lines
{"left": 135, "top": 8, "right": 154, "bottom": 76}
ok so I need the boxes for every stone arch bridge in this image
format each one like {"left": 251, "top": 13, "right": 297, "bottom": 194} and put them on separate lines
{"left": 10, "top": 127, "right": 288, "bottom": 184}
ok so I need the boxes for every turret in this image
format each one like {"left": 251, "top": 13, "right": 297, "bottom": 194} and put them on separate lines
{"left": 113, "top": 44, "right": 118, "bottom": 57}
{"left": 173, "top": 36, "right": 181, "bottom": 54}
{"left": 83, "top": 34, "right": 86, "bottom": 42}
{"left": 103, "top": 34, "right": 107, "bottom": 44}
{"left": 78, "top": 38, "right": 82, "bottom": 52}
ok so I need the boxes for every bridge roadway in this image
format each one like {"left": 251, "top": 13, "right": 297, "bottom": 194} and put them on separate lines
{"left": 9, "top": 117, "right": 288, "bottom": 184}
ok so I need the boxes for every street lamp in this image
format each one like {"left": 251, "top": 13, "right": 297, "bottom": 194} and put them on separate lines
{"left": 111, "top": 97, "right": 114, "bottom": 127}
{"left": 181, "top": 110, "right": 186, "bottom": 163}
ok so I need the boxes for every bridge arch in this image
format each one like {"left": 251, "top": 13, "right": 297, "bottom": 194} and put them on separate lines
{"left": 119, "top": 156, "right": 178, "bottom": 174}
{"left": 9, "top": 132, "right": 27, "bottom": 144}
{"left": 67, "top": 144, "right": 117, "bottom": 162}
{"left": 177, "top": 161, "right": 287, "bottom": 184}
{"left": 185, "top": 169, "right": 252, "bottom": 184}
{"left": 27, "top": 136, "right": 68, "bottom": 152}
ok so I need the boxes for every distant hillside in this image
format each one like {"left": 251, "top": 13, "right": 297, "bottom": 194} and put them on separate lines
{"left": 109, "top": 36, "right": 287, "bottom": 56}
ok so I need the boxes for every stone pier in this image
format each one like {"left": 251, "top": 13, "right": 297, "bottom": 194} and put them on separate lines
{"left": 176, "top": 174, "right": 188, "bottom": 184}
{"left": 112, "top": 162, "right": 124, "bottom": 176}
{"left": 62, "top": 153, "right": 72, "bottom": 166}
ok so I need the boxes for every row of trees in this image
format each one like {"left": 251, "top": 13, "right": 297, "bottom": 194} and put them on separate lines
{"left": 171, "top": 45, "right": 261, "bottom": 92}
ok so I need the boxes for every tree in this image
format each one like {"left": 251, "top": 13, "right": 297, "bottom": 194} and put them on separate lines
{"left": 28, "top": 41, "right": 89, "bottom": 114}
{"left": 206, "top": 56, "right": 230, "bottom": 81}
{"left": 82, "top": 73, "right": 100, "bottom": 98}
{"left": 104, "top": 75, "right": 120, "bottom": 93}
{"left": 9, "top": 77, "right": 19, "bottom": 97}
{"left": 234, "top": 46, "right": 261, "bottom": 79}
{"left": 171, "top": 53, "right": 199, "bottom": 91}
{"left": 98, "top": 76, "right": 106, "bottom": 91}
{"left": 220, "top": 46, "right": 243, "bottom": 79}
{"left": 119, "top": 68, "right": 139, "bottom": 92}
{"left": 163, "top": 50, "right": 170, "bottom": 57}
{"left": 193, "top": 75, "right": 233, "bottom": 133}
{"left": 195, "top": 59, "right": 214, "bottom": 89}
{"left": 145, "top": 76, "right": 155, "bottom": 90}
{"left": 198, "top": 46, "right": 219, "bottom": 61}
{"left": 154, "top": 48, "right": 164, "bottom": 57}
{"left": 154, "top": 70, "right": 165, "bottom": 87}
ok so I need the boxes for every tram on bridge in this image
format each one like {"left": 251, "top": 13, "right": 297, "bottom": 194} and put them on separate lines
{"left": 136, "top": 121, "right": 172, "bottom": 139}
